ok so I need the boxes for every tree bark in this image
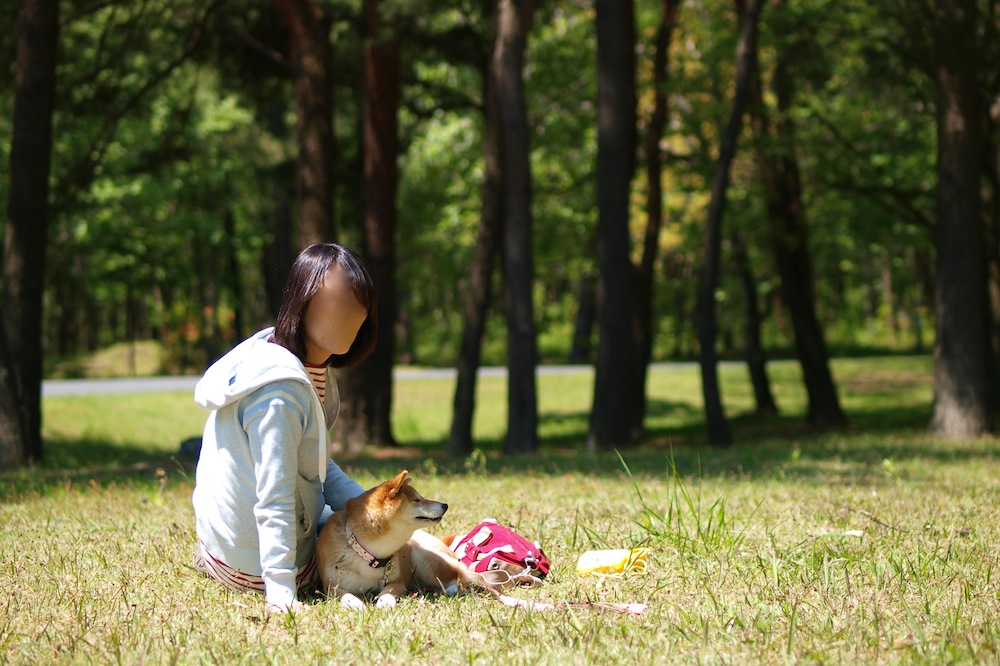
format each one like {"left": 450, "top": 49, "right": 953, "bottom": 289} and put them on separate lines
{"left": 263, "top": 104, "right": 295, "bottom": 319}
{"left": 1, "top": 0, "right": 59, "bottom": 467}
{"left": 731, "top": 230, "right": 778, "bottom": 416}
{"left": 983, "top": 88, "right": 1000, "bottom": 408}
{"left": 747, "top": 0, "right": 846, "bottom": 428}
{"left": 589, "top": 0, "right": 638, "bottom": 452}
{"left": 53, "top": 253, "right": 79, "bottom": 356}
{"left": 695, "top": 0, "right": 762, "bottom": 447}
{"left": 271, "top": 0, "right": 336, "bottom": 246}
{"left": 263, "top": 201, "right": 295, "bottom": 319}
{"left": 337, "top": 0, "right": 400, "bottom": 452}
{"left": 493, "top": 0, "right": 539, "bottom": 454}
{"left": 449, "top": 55, "right": 503, "bottom": 457}
{"left": 222, "top": 209, "right": 245, "bottom": 345}
{"left": 193, "top": 230, "right": 221, "bottom": 365}
{"left": 569, "top": 271, "right": 597, "bottom": 364}
{"left": 664, "top": 250, "right": 692, "bottom": 357}
{"left": 773, "top": 64, "right": 846, "bottom": 427}
{"left": 360, "top": 0, "right": 399, "bottom": 449}
{"left": 930, "top": 0, "right": 990, "bottom": 437}
{"left": 631, "top": 0, "right": 682, "bottom": 436}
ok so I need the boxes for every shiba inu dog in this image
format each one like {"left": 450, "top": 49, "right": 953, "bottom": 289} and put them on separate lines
{"left": 316, "top": 470, "right": 483, "bottom": 610}
{"left": 316, "top": 470, "right": 648, "bottom": 615}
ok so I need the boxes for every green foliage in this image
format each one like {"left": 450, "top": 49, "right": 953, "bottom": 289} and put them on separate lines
{"left": 398, "top": 110, "right": 485, "bottom": 362}
{"left": 3, "top": 0, "right": 957, "bottom": 370}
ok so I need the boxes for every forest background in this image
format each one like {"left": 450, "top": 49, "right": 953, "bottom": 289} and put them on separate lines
{"left": 2, "top": 0, "right": 999, "bottom": 466}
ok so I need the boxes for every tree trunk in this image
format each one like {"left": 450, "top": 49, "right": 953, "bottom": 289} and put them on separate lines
{"left": 930, "top": 0, "right": 990, "bottom": 437}
{"left": 263, "top": 200, "right": 294, "bottom": 319}
{"left": 263, "top": 104, "right": 295, "bottom": 319}
{"left": 589, "top": 0, "right": 638, "bottom": 452}
{"left": 569, "top": 271, "right": 597, "bottom": 364}
{"left": 664, "top": 251, "right": 691, "bottom": 357}
{"left": 271, "top": 0, "right": 336, "bottom": 246}
{"left": 775, "top": 66, "right": 846, "bottom": 427}
{"left": 494, "top": 0, "right": 539, "bottom": 454}
{"left": 983, "top": 89, "right": 1000, "bottom": 408}
{"left": 911, "top": 246, "right": 935, "bottom": 356}
{"left": 695, "top": 0, "right": 762, "bottom": 447}
{"left": 337, "top": 0, "right": 400, "bottom": 452}
{"left": 881, "top": 260, "right": 896, "bottom": 335}
{"left": 360, "top": 0, "right": 399, "bottom": 449}
{"left": 984, "top": 206, "right": 1000, "bottom": 408}
{"left": 731, "top": 230, "right": 778, "bottom": 416}
{"left": 395, "top": 292, "right": 416, "bottom": 365}
{"left": 54, "top": 254, "right": 79, "bottom": 356}
{"left": 631, "top": 0, "right": 682, "bottom": 435}
{"left": 449, "top": 58, "right": 503, "bottom": 457}
{"left": 222, "top": 209, "right": 245, "bottom": 344}
{"left": 747, "top": 2, "right": 846, "bottom": 428}
{"left": 0, "top": 0, "right": 59, "bottom": 468}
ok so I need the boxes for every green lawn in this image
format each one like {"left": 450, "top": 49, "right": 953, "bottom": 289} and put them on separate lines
{"left": 2, "top": 356, "right": 998, "bottom": 664}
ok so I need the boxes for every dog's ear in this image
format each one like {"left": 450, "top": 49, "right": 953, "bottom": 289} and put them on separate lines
{"left": 386, "top": 469, "right": 409, "bottom": 498}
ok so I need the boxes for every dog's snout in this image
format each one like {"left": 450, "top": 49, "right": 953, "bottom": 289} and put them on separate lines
{"left": 416, "top": 500, "right": 449, "bottom": 521}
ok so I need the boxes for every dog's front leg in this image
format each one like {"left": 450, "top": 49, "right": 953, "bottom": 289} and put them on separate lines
{"left": 374, "top": 592, "right": 397, "bottom": 608}
{"left": 339, "top": 592, "right": 367, "bottom": 611}
{"left": 374, "top": 581, "right": 407, "bottom": 608}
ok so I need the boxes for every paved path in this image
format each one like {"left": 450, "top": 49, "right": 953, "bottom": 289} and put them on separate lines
{"left": 42, "top": 376, "right": 201, "bottom": 397}
{"left": 42, "top": 362, "right": 706, "bottom": 397}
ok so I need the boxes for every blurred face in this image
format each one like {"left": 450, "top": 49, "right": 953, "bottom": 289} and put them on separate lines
{"left": 302, "top": 264, "right": 369, "bottom": 365}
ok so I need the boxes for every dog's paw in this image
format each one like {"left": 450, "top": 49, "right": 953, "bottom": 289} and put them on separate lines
{"left": 340, "top": 593, "right": 366, "bottom": 611}
{"left": 375, "top": 594, "right": 397, "bottom": 609}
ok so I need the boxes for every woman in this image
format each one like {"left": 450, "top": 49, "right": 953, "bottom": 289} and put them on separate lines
{"left": 191, "top": 243, "right": 377, "bottom": 611}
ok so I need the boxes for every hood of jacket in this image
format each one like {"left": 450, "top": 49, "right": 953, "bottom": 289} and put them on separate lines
{"left": 194, "top": 327, "right": 310, "bottom": 411}
{"left": 194, "top": 327, "right": 330, "bottom": 482}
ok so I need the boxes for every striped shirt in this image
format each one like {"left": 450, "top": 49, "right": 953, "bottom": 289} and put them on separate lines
{"left": 197, "top": 540, "right": 319, "bottom": 596}
{"left": 304, "top": 363, "right": 327, "bottom": 406}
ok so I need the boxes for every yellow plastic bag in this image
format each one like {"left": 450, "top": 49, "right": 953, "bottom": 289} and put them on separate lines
{"left": 575, "top": 548, "right": 649, "bottom": 575}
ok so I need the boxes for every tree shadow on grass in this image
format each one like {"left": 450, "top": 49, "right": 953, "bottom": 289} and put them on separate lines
{"left": 537, "top": 398, "right": 699, "bottom": 447}
{"left": 0, "top": 437, "right": 194, "bottom": 501}
{"left": 6, "top": 399, "right": 996, "bottom": 499}
{"left": 345, "top": 398, "right": 997, "bottom": 485}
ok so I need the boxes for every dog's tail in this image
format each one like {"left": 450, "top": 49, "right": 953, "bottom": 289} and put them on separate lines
{"left": 466, "top": 571, "right": 647, "bottom": 615}
{"left": 474, "top": 567, "right": 545, "bottom": 588}
{"left": 490, "top": 590, "right": 647, "bottom": 615}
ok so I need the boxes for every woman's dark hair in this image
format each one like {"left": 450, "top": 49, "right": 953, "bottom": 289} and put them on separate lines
{"left": 272, "top": 243, "right": 378, "bottom": 368}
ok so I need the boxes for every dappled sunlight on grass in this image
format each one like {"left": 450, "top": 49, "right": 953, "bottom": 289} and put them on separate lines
{"left": 4, "top": 432, "right": 998, "bottom": 663}
{"left": 4, "top": 354, "right": 999, "bottom": 662}
{"left": 387, "top": 356, "right": 938, "bottom": 456}
{"left": 30, "top": 355, "right": 948, "bottom": 481}
{"left": 42, "top": 391, "right": 207, "bottom": 459}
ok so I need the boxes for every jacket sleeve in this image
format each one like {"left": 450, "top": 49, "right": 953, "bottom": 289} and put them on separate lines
{"left": 241, "top": 381, "right": 312, "bottom": 608}
{"left": 323, "top": 459, "right": 364, "bottom": 510}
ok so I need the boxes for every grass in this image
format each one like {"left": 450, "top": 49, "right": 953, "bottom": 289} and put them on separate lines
{"left": 45, "top": 340, "right": 167, "bottom": 379}
{"left": 3, "top": 356, "right": 999, "bottom": 664}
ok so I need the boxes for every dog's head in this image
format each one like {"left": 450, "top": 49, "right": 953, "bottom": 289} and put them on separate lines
{"left": 349, "top": 470, "right": 449, "bottom": 533}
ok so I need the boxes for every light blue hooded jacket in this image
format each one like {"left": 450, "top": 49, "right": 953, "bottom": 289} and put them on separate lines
{"left": 192, "top": 327, "right": 363, "bottom": 607}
